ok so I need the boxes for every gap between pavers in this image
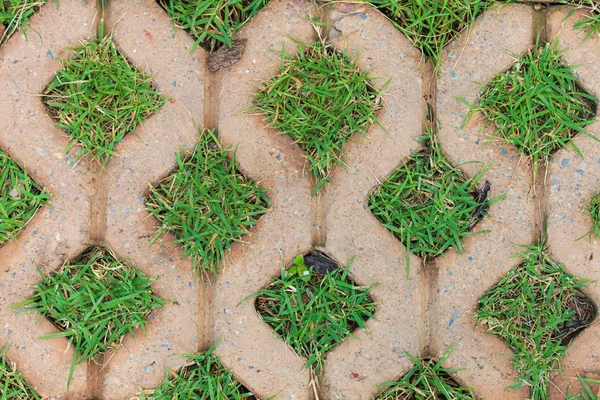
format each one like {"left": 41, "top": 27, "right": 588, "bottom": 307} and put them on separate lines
{"left": 98, "top": 0, "right": 207, "bottom": 398}
{"left": 318, "top": 3, "right": 424, "bottom": 398}
{"left": 214, "top": 0, "right": 316, "bottom": 398}
{"left": 0, "top": 0, "right": 98, "bottom": 397}
{"left": 434, "top": 4, "right": 535, "bottom": 399}
{"left": 547, "top": 8, "right": 600, "bottom": 397}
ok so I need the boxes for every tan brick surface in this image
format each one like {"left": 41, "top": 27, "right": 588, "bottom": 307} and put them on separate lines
{"left": 0, "top": 0, "right": 97, "bottom": 398}
{"left": 101, "top": 0, "right": 206, "bottom": 398}
{"left": 214, "top": 0, "right": 316, "bottom": 398}
{"left": 320, "top": 3, "right": 424, "bottom": 398}
{"left": 547, "top": 8, "right": 600, "bottom": 397}
{"left": 435, "top": 5, "right": 535, "bottom": 399}
{"left": 1, "top": 1, "right": 599, "bottom": 399}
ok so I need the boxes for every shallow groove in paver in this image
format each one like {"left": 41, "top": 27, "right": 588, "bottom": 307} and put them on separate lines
{"left": 198, "top": 36, "right": 219, "bottom": 360}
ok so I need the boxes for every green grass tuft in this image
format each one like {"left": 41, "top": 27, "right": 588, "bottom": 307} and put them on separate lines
{"left": 368, "top": 129, "right": 491, "bottom": 273}
{"left": 476, "top": 242, "right": 596, "bottom": 400}
{"left": 42, "top": 38, "right": 165, "bottom": 167}
{"left": 464, "top": 41, "right": 598, "bottom": 168}
{"left": 583, "top": 194, "right": 600, "bottom": 239}
{"left": 566, "top": 376, "right": 600, "bottom": 400}
{"left": 575, "top": 12, "right": 600, "bottom": 40}
{"left": 0, "top": 0, "right": 46, "bottom": 45}
{"left": 367, "top": 0, "right": 504, "bottom": 71}
{"left": 0, "top": 149, "right": 49, "bottom": 246}
{"left": 0, "top": 346, "right": 41, "bottom": 400}
{"left": 138, "top": 342, "right": 256, "bottom": 399}
{"left": 252, "top": 252, "right": 376, "bottom": 374}
{"left": 252, "top": 40, "right": 384, "bottom": 193}
{"left": 158, "top": 0, "right": 269, "bottom": 53}
{"left": 374, "top": 345, "right": 474, "bottom": 400}
{"left": 14, "top": 246, "right": 164, "bottom": 387}
{"left": 571, "top": 0, "right": 600, "bottom": 42}
{"left": 146, "top": 129, "right": 270, "bottom": 277}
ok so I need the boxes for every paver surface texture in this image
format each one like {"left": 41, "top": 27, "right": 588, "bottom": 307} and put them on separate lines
{"left": 0, "top": 0, "right": 600, "bottom": 399}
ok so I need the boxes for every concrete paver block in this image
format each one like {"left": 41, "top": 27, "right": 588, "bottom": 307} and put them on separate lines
{"left": 547, "top": 8, "right": 600, "bottom": 397}
{"left": 214, "top": 0, "right": 315, "bottom": 398}
{"left": 101, "top": 0, "right": 206, "bottom": 398}
{"left": 0, "top": 0, "right": 97, "bottom": 397}
{"left": 319, "top": 3, "right": 424, "bottom": 398}
{"left": 435, "top": 5, "right": 535, "bottom": 399}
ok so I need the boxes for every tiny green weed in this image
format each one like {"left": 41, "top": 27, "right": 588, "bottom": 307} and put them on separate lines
{"left": 369, "top": 129, "right": 492, "bottom": 275}
{"left": 137, "top": 342, "right": 256, "bottom": 400}
{"left": 0, "top": 0, "right": 46, "bottom": 45}
{"left": 42, "top": 38, "right": 165, "bottom": 167}
{"left": 158, "top": 0, "right": 269, "bottom": 52}
{"left": 0, "top": 149, "right": 49, "bottom": 246}
{"left": 251, "top": 252, "right": 376, "bottom": 374}
{"left": 566, "top": 376, "right": 600, "bottom": 400}
{"left": 146, "top": 129, "right": 270, "bottom": 277}
{"left": 463, "top": 41, "right": 597, "bottom": 169}
{"left": 14, "top": 246, "right": 164, "bottom": 387}
{"left": 374, "top": 345, "right": 474, "bottom": 400}
{"left": 366, "top": 0, "right": 505, "bottom": 71}
{"left": 0, "top": 346, "right": 41, "bottom": 400}
{"left": 252, "top": 40, "right": 384, "bottom": 193}
{"left": 476, "top": 242, "right": 596, "bottom": 400}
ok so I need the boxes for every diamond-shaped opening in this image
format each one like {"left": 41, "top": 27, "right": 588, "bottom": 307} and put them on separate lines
{"left": 253, "top": 250, "right": 376, "bottom": 374}
{"left": 0, "top": 148, "right": 49, "bottom": 247}
{"left": 252, "top": 40, "right": 384, "bottom": 193}
{"left": 15, "top": 245, "right": 164, "bottom": 386}
{"left": 0, "top": 346, "right": 41, "bottom": 398}
{"left": 375, "top": 349, "right": 475, "bottom": 399}
{"left": 367, "top": 0, "right": 503, "bottom": 70}
{"left": 369, "top": 131, "right": 490, "bottom": 265}
{"left": 146, "top": 129, "right": 270, "bottom": 277}
{"left": 42, "top": 38, "right": 165, "bottom": 167}
{"left": 584, "top": 193, "right": 600, "bottom": 238}
{"left": 139, "top": 343, "right": 258, "bottom": 398}
{"left": 157, "top": 0, "right": 268, "bottom": 53}
{"left": 476, "top": 243, "right": 596, "bottom": 398}
{"left": 0, "top": 0, "right": 48, "bottom": 46}
{"left": 471, "top": 41, "right": 597, "bottom": 168}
